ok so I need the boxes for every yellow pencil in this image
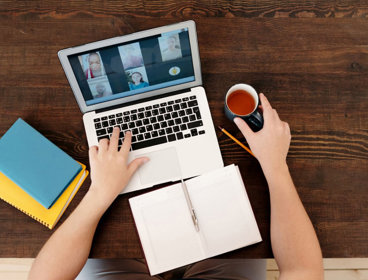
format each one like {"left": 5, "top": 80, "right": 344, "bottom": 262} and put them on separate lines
{"left": 217, "top": 126, "right": 255, "bottom": 158}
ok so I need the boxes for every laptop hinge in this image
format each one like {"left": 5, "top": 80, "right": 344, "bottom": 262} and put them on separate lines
{"left": 95, "top": 88, "right": 192, "bottom": 114}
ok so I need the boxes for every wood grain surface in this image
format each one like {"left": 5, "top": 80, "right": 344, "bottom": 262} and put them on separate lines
{"left": 0, "top": 0, "right": 367, "bottom": 259}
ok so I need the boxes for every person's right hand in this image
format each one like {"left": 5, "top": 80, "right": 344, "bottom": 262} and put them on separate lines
{"left": 234, "top": 93, "right": 291, "bottom": 172}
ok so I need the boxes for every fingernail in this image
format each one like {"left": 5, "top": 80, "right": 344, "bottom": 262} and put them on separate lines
{"left": 234, "top": 118, "right": 240, "bottom": 125}
{"left": 143, "top": 158, "right": 150, "bottom": 163}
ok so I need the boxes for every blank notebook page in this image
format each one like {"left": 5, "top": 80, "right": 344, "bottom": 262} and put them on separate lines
{"left": 131, "top": 185, "right": 205, "bottom": 274}
{"left": 186, "top": 165, "right": 261, "bottom": 257}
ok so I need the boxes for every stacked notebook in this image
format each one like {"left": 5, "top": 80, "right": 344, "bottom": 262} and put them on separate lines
{"left": 129, "top": 164, "right": 262, "bottom": 275}
{"left": 0, "top": 118, "right": 88, "bottom": 229}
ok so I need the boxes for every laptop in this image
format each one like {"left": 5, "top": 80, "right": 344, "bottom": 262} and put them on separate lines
{"left": 58, "top": 20, "right": 224, "bottom": 193}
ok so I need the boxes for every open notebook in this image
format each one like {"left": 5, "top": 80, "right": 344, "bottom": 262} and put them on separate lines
{"left": 129, "top": 164, "right": 262, "bottom": 275}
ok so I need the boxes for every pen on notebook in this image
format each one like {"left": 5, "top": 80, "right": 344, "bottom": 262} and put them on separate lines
{"left": 217, "top": 126, "right": 255, "bottom": 158}
{"left": 181, "top": 179, "right": 199, "bottom": 232}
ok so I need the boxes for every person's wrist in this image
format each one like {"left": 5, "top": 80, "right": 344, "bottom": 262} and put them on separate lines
{"left": 260, "top": 159, "right": 289, "bottom": 178}
{"left": 85, "top": 186, "right": 115, "bottom": 214}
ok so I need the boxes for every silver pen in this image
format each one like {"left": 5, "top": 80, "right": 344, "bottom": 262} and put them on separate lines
{"left": 181, "top": 179, "right": 200, "bottom": 232}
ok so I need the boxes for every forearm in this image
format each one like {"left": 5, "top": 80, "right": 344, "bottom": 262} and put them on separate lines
{"left": 262, "top": 162, "right": 323, "bottom": 279}
{"left": 28, "top": 189, "right": 107, "bottom": 280}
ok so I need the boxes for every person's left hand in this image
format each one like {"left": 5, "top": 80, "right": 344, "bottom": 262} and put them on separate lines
{"left": 88, "top": 127, "right": 149, "bottom": 211}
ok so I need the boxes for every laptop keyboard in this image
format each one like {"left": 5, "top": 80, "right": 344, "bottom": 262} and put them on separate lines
{"left": 93, "top": 95, "right": 205, "bottom": 151}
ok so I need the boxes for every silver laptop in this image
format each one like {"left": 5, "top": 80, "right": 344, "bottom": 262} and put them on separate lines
{"left": 58, "top": 20, "right": 223, "bottom": 193}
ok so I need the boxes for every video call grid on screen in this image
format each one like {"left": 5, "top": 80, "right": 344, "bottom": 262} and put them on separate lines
{"left": 68, "top": 28, "right": 195, "bottom": 106}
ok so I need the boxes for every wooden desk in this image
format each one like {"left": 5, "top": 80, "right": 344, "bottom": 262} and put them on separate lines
{"left": 0, "top": 1, "right": 367, "bottom": 258}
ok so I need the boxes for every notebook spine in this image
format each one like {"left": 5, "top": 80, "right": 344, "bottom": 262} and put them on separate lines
{"left": 0, "top": 197, "right": 52, "bottom": 229}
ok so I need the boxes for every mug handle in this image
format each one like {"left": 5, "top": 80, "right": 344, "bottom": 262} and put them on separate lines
{"left": 246, "top": 109, "right": 264, "bottom": 132}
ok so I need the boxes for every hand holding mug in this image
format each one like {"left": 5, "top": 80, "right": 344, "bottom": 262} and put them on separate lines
{"left": 234, "top": 93, "right": 291, "bottom": 172}
{"left": 224, "top": 84, "right": 264, "bottom": 132}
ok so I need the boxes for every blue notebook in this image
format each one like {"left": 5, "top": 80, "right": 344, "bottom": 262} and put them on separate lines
{"left": 0, "top": 118, "right": 82, "bottom": 209}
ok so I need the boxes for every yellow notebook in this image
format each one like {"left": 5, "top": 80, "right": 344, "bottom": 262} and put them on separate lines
{"left": 0, "top": 163, "right": 88, "bottom": 229}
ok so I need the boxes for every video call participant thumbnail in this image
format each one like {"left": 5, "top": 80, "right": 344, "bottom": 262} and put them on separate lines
{"left": 128, "top": 72, "right": 149, "bottom": 90}
{"left": 159, "top": 34, "right": 183, "bottom": 62}
{"left": 119, "top": 43, "right": 144, "bottom": 70}
{"left": 81, "top": 52, "right": 105, "bottom": 79}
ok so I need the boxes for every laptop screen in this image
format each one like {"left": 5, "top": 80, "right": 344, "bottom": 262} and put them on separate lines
{"left": 67, "top": 28, "right": 195, "bottom": 107}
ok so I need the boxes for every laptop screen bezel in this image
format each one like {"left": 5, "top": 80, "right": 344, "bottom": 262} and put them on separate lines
{"left": 58, "top": 20, "right": 202, "bottom": 114}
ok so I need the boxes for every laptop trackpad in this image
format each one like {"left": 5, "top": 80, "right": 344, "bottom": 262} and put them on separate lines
{"left": 137, "top": 147, "right": 181, "bottom": 185}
